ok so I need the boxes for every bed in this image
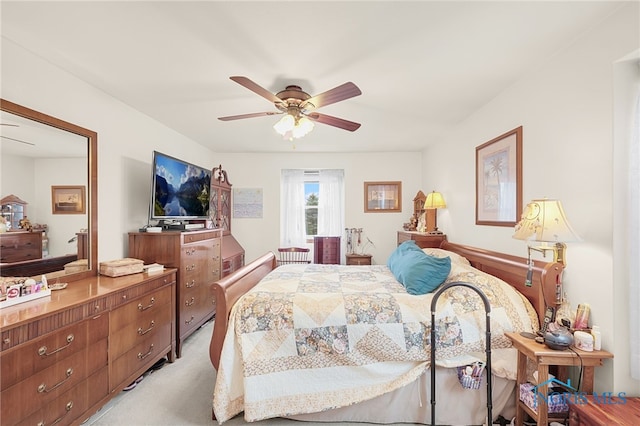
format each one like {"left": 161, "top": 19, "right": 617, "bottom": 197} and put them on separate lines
{"left": 209, "top": 241, "right": 564, "bottom": 425}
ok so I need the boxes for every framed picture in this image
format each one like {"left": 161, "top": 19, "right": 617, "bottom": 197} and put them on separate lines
{"left": 364, "top": 181, "right": 402, "bottom": 212}
{"left": 51, "top": 185, "right": 86, "bottom": 214}
{"left": 475, "top": 126, "right": 522, "bottom": 226}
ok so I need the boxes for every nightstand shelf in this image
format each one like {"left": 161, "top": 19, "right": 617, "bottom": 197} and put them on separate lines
{"left": 345, "top": 253, "right": 372, "bottom": 265}
{"left": 506, "top": 332, "right": 613, "bottom": 426}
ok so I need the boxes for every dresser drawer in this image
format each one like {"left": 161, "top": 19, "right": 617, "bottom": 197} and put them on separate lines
{"left": 109, "top": 285, "right": 172, "bottom": 333}
{"left": 108, "top": 274, "right": 175, "bottom": 310}
{"left": 345, "top": 254, "right": 372, "bottom": 265}
{"left": 1, "top": 349, "right": 94, "bottom": 425}
{"left": 0, "top": 232, "right": 42, "bottom": 263}
{"left": 179, "top": 283, "right": 215, "bottom": 334}
{"left": 16, "top": 376, "right": 93, "bottom": 426}
{"left": 1, "top": 315, "right": 107, "bottom": 390}
{"left": 183, "top": 231, "right": 218, "bottom": 244}
{"left": 110, "top": 297, "right": 172, "bottom": 359}
{"left": 110, "top": 320, "right": 172, "bottom": 389}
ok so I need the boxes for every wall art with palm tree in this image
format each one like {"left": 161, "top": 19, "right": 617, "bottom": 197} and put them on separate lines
{"left": 475, "top": 127, "right": 522, "bottom": 226}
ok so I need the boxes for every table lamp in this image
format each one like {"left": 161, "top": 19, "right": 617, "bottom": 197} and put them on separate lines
{"left": 424, "top": 191, "right": 446, "bottom": 234}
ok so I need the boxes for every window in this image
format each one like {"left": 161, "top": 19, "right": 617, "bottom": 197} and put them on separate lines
{"left": 281, "top": 169, "right": 344, "bottom": 246}
{"left": 305, "top": 180, "right": 319, "bottom": 236}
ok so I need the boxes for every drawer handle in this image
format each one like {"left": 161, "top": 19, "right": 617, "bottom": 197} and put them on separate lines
{"left": 137, "top": 344, "right": 154, "bottom": 360}
{"left": 37, "top": 368, "right": 73, "bottom": 393}
{"left": 186, "top": 264, "right": 196, "bottom": 272}
{"left": 186, "top": 248, "right": 196, "bottom": 255}
{"left": 137, "top": 297, "right": 155, "bottom": 311}
{"left": 185, "top": 297, "right": 195, "bottom": 306}
{"left": 185, "top": 315, "right": 195, "bottom": 325}
{"left": 137, "top": 321, "right": 155, "bottom": 335}
{"left": 185, "top": 280, "right": 196, "bottom": 288}
{"left": 38, "top": 334, "right": 74, "bottom": 356}
{"left": 37, "top": 401, "right": 73, "bottom": 426}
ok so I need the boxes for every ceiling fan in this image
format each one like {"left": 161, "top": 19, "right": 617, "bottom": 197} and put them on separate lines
{"left": 218, "top": 76, "right": 362, "bottom": 138}
{"left": 0, "top": 122, "right": 34, "bottom": 145}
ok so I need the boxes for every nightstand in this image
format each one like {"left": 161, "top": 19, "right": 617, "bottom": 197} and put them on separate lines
{"left": 396, "top": 231, "right": 446, "bottom": 248}
{"left": 505, "top": 332, "right": 614, "bottom": 426}
{"left": 345, "top": 253, "right": 372, "bottom": 265}
{"left": 569, "top": 395, "right": 640, "bottom": 425}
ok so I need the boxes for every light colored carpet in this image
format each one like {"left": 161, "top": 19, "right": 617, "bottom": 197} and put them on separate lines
{"left": 84, "top": 319, "right": 368, "bottom": 426}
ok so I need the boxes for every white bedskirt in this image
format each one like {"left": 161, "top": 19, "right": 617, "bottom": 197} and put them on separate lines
{"left": 287, "top": 366, "right": 516, "bottom": 425}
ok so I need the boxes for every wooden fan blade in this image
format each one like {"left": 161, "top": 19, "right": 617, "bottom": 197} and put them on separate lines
{"left": 301, "top": 82, "right": 361, "bottom": 110}
{"left": 306, "top": 112, "right": 361, "bottom": 132}
{"left": 218, "top": 111, "right": 282, "bottom": 121}
{"left": 230, "top": 76, "right": 283, "bottom": 105}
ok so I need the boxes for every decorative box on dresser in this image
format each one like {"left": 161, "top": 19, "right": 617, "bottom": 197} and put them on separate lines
{"left": 314, "top": 236, "right": 341, "bottom": 264}
{"left": 0, "top": 269, "right": 176, "bottom": 426}
{"left": 396, "top": 231, "right": 447, "bottom": 249}
{"left": 128, "top": 229, "right": 222, "bottom": 357}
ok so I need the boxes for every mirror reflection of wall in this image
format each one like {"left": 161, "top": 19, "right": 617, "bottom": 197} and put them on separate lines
{"left": 1, "top": 110, "right": 88, "bottom": 259}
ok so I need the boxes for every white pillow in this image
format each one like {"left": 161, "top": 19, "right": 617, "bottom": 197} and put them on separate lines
{"left": 422, "top": 248, "right": 471, "bottom": 266}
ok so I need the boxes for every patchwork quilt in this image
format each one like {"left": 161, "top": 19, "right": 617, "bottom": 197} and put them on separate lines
{"left": 213, "top": 261, "right": 538, "bottom": 423}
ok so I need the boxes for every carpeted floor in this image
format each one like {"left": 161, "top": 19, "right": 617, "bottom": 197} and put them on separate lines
{"left": 84, "top": 319, "right": 367, "bottom": 426}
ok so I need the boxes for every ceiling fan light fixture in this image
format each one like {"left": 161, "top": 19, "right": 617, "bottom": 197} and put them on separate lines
{"left": 274, "top": 113, "right": 314, "bottom": 140}
{"left": 273, "top": 114, "right": 295, "bottom": 134}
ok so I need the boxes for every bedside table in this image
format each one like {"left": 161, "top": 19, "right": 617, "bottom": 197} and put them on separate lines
{"left": 345, "top": 253, "right": 372, "bottom": 265}
{"left": 569, "top": 395, "right": 640, "bottom": 425}
{"left": 505, "top": 332, "right": 614, "bottom": 426}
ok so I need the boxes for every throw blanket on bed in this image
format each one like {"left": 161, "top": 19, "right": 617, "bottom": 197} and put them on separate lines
{"left": 213, "top": 262, "right": 538, "bottom": 423}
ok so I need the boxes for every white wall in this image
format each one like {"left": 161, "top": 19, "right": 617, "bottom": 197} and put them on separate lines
{"left": 423, "top": 3, "right": 639, "bottom": 395}
{"left": 213, "top": 152, "right": 422, "bottom": 264}
{"left": 1, "top": 39, "right": 216, "bottom": 261}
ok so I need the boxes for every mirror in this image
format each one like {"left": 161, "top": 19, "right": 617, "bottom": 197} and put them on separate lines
{"left": 0, "top": 99, "right": 97, "bottom": 281}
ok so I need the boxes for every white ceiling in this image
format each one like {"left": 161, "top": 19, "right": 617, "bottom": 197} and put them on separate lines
{"left": 0, "top": 1, "right": 624, "bottom": 153}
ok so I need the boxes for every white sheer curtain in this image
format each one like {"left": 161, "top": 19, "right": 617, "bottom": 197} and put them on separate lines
{"left": 630, "top": 87, "right": 640, "bottom": 380}
{"left": 280, "top": 169, "right": 307, "bottom": 246}
{"left": 317, "top": 169, "right": 345, "bottom": 237}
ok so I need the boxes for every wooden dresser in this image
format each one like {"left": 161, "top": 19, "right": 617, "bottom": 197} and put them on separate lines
{"left": 314, "top": 236, "right": 341, "bottom": 264}
{"left": 0, "top": 231, "right": 42, "bottom": 263}
{"left": 128, "top": 229, "right": 222, "bottom": 357}
{"left": 397, "top": 231, "right": 447, "bottom": 249}
{"left": 0, "top": 270, "right": 176, "bottom": 426}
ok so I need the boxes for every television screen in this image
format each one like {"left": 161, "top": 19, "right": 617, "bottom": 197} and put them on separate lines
{"left": 150, "top": 151, "right": 211, "bottom": 221}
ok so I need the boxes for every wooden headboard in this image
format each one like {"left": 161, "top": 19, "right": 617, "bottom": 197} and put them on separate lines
{"left": 440, "top": 241, "right": 564, "bottom": 325}
{"left": 209, "top": 242, "right": 564, "bottom": 370}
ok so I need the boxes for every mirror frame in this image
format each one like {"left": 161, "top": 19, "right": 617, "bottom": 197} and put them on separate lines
{"left": 1, "top": 98, "right": 98, "bottom": 281}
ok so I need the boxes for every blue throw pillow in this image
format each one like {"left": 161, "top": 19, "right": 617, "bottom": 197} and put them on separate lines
{"left": 388, "top": 248, "right": 451, "bottom": 295}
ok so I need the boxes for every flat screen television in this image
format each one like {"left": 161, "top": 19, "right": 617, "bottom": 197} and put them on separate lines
{"left": 150, "top": 151, "right": 211, "bottom": 222}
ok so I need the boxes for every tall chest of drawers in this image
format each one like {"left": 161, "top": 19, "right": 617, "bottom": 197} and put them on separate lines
{"left": 314, "top": 236, "right": 341, "bottom": 264}
{"left": 128, "top": 229, "right": 222, "bottom": 357}
{"left": 0, "top": 270, "right": 176, "bottom": 426}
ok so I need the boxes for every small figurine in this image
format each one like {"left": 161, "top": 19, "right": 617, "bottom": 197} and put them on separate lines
{"left": 19, "top": 216, "right": 32, "bottom": 231}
